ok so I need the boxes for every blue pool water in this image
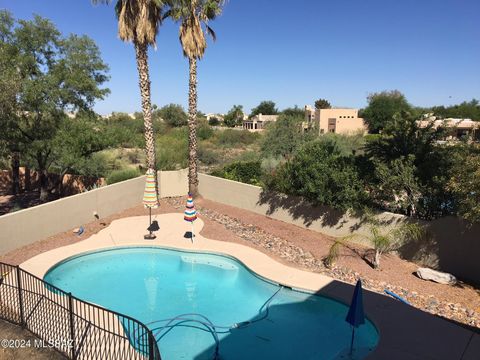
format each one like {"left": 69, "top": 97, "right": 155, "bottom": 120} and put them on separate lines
{"left": 44, "top": 247, "right": 378, "bottom": 359}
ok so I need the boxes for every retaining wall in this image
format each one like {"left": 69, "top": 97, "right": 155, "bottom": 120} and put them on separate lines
{"left": 198, "top": 173, "right": 480, "bottom": 284}
{"left": 0, "top": 170, "right": 188, "bottom": 255}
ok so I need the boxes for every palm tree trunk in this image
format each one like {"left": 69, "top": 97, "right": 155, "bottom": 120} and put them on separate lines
{"left": 187, "top": 57, "right": 199, "bottom": 196}
{"left": 374, "top": 250, "right": 381, "bottom": 269}
{"left": 134, "top": 41, "right": 157, "bottom": 174}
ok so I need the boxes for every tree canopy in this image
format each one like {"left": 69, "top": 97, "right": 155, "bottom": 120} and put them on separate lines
{"left": 223, "top": 105, "right": 244, "bottom": 127}
{"left": 250, "top": 101, "right": 278, "bottom": 117}
{"left": 261, "top": 114, "right": 311, "bottom": 159}
{"left": 0, "top": 11, "right": 109, "bottom": 199}
{"left": 269, "top": 140, "right": 368, "bottom": 211}
{"left": 281, "top": 105, "right": 305, "bottom": 118}
{"left": 430, "top": 99, "right": 480, "bottom": 120}
{"left": 314, "top": 99, "right": 331, "bottom": 110}
{"left": 361, "top": 90, "right": 411, "bottom": 133}
{"left": 157, "top": 103, "right": 188, "bottom": 127}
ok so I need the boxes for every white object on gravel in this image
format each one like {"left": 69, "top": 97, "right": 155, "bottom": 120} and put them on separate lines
{"left": 416, "top": 267, "right": 457, "bottom": 285}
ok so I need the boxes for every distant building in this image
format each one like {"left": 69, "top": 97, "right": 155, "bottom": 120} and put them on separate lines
{"left": 243, "top": 114, "right": 279, "bottom": 132}
{"left": 417, "top": 117, "right": 479, "bottom": 141}
{"left": 101, "top": 112, "right": 136, "bottom": 120}
{"left": 304, "top": 106, "right": 367, "bottom": 135}
{"left": 206, "top": 113, "right": 224, "bottom": 122}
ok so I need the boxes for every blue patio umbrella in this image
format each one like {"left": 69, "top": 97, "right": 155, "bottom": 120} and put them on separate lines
{"left": 346, "top": 279, "right": 365, "bottom": 355}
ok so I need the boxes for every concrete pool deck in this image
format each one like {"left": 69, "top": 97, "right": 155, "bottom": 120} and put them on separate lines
{"left": 20, "top": 213, "right": 479, "bottom": 360}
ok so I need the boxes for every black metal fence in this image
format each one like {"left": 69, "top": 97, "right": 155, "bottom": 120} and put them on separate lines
{"left": 0, "top": 261, "right": 161, "bottom": 360}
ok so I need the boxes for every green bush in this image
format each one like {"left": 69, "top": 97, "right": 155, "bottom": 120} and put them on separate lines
{"left": 213, "top": 129, "right": 259, "bottom": 147}
{"left": 208, "top": 117, "right": 220, "bottom": 126}
{"left": 198, "top": 146, "right": 221, "bottom": 165}
{"left": 156, "top": 129, "right": 188, "bottom": 170}
{"left": 211, "top": 161, "right": 263, "bottom": 186}
{"left": 198, "top": 123, "right": 214, "bottom": 140}
{"left": 268, "top": 140, "right": 368, "bottom": 211}
{"left": 106, "top": 168, "right": 141, "bottom": 185}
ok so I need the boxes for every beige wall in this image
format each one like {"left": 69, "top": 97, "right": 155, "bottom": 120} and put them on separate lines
{"left": 316, "top": 108, "right": 367, "bottom": 135}
{"left": 159, "top": 169, "right": 188, "bottom": 198}
{"left": 0, "top": 170, "right": 188, "bottom": 256}
{"left": 198, "top": 173, "right": 480, "bottom": 284}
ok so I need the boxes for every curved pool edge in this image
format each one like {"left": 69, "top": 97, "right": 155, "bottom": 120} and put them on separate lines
{"left": 42, "top": 245, "right": 379, "bottom": 334}
{"left": 20, "top": 213, "right": 470, "bottom": 360}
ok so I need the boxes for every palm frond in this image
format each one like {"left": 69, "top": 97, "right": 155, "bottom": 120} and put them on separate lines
{"left": 325, "top": 239, "right": 343, "bottom": 267}
{"left": 205, "top": 24, "right": 216, "bottom": 41}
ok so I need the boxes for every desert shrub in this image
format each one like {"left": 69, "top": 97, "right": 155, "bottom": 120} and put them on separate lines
{"left": 198, "top": 146, "right": 221, "bottom": 165}
{"left": 234, "top": 151, "right": 259, "bottom": 162}
{"left": 267, "top": 140, "right": 368, "bottom": 211}
{"left": 214, "top": 129, "right": 259, "bottom": 147}
{"left": 106, "top": 168, "right": 141, "bottom": 185}
{"left": 156, "top": 130, "right": 188, "bottom": 170}
{"left": 208, "top": 117, "right": 220, "bottom": 126}
{"left": 211, "top": 161, "right": 263, "bottom": 186}
{"left": 198, "top": 123, "right": 214, "bottom": 140}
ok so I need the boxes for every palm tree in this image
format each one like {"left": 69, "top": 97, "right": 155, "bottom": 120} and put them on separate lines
{"left": 326, "top": 222, "right": 424, "bottom": 269}
{"left": 93, "top": 0, "right": 164, "bottom": 174}
{"left": 167, "top": 0, "right": 224, "bottom": 195}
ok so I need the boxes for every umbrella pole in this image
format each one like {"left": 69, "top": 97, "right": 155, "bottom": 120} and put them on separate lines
{"left": 349, "top": 326, "right": 355, "bottom": 356}
{"left": 191, "top": 222, "right": 194, "bottom": 243}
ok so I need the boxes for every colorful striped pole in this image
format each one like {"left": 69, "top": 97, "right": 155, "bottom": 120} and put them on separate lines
{"left": 143, "top": 169, "right": 159, "bottom": 239}
{"left": 184, "top": 194, "right": 197, "bottom": 242}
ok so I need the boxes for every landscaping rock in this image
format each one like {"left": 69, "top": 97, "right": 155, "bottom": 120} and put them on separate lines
{"left": 416, "top": 267, "right": 457, "bottom": 285}
{"left": 165, "top": 197, "right": 478, "bottom": 329}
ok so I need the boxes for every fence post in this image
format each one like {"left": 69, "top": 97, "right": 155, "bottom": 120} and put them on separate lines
{"left": 68, "top": 293, "right": 76, "bottom": 360}
{"left": 148, "top": 330, "right": 156, "bottom": 360}
{"left": 15, "top": 266, "right": 25, "bottom": 327}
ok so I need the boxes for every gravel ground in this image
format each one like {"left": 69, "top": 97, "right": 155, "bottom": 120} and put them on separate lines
{"left": 168, "top": 197, "right": 480, "bottom": 330}
{"left": 1, "top": 196, "right": 479, "bottom": 333}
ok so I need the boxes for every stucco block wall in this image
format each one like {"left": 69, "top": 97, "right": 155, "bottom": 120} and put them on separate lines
{"left": 0, "top": 170, "right": 188, "bottom": 255}
{"left": 159, "top": 169, "right": 188, "bottom": 198}
{"left": 198, "top": 173, "right": 480, "bottom": 284}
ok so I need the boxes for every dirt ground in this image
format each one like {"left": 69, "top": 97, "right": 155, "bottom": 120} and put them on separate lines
{"left": 196, "top": 198, "right": 480, "bottom": 313}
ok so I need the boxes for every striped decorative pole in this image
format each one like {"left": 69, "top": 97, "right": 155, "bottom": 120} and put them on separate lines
{"left": 184, "top": 193, "right": 197, "bottom": 242}
{"left": 143, "top": 169, "right": 159, "bottom": 239}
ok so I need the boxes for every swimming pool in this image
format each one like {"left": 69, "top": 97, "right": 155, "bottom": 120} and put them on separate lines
{"left": 44, "top": 247, "right": 378, "bottom": 359}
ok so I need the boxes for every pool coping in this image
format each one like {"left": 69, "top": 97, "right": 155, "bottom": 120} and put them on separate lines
{"left": 20, "top": 213, "right": 479, "bottom": 360}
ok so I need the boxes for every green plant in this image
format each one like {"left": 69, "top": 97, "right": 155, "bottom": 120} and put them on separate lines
{"left": 198, "top": 123, "right": 214, "bottom": 140}
{"left": 326, "top": 222, "right": 424, "bottom": 269}
{"left": 269, "top": 140, "right": 368, "bottom": 211}
{"left": 156, "top": 130, "right": 188, "bottom": 170}
{"left": 211, "top": 161, "right": 263, "bottom": 185}
{"left": 106, "top": 168, "right": 141, "bottom": 185}
{"left": 198, "top": 146, "right": 221, "bottom": 165}
{"left": 208, "top": 117, "right": 220, "bottom": 126}
{"left": 214, "top": 129, "right": 259, "bottom": 147}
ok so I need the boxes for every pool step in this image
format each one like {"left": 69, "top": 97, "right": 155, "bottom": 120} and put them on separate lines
{"left": 180, "top": 255, "right": 239, "bottom": 271}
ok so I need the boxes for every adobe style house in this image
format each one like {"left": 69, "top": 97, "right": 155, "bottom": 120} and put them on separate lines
{"left": 304, "top": 105, "right": 367, "bottom": 135}
{"left": 243, "top": 114, "right": 279, "bottom": 132}
{"left": 417, "top": 117, "right": 480, "bottom": 141}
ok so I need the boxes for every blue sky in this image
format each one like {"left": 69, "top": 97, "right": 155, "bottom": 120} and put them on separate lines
{"left": 3, "top": 0, "right": 480, "bottom": 114}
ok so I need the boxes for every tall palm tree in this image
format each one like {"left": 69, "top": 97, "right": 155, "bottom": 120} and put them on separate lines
{"left": 167, "top": 0, "right": 224, "bottom": 195}
{"left": 93, "top": 0, "right": 163, "bottom": 175}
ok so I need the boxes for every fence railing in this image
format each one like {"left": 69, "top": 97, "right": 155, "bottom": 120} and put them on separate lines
{"left": 0, "top": 262, "right": 161, "bottom": 360}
